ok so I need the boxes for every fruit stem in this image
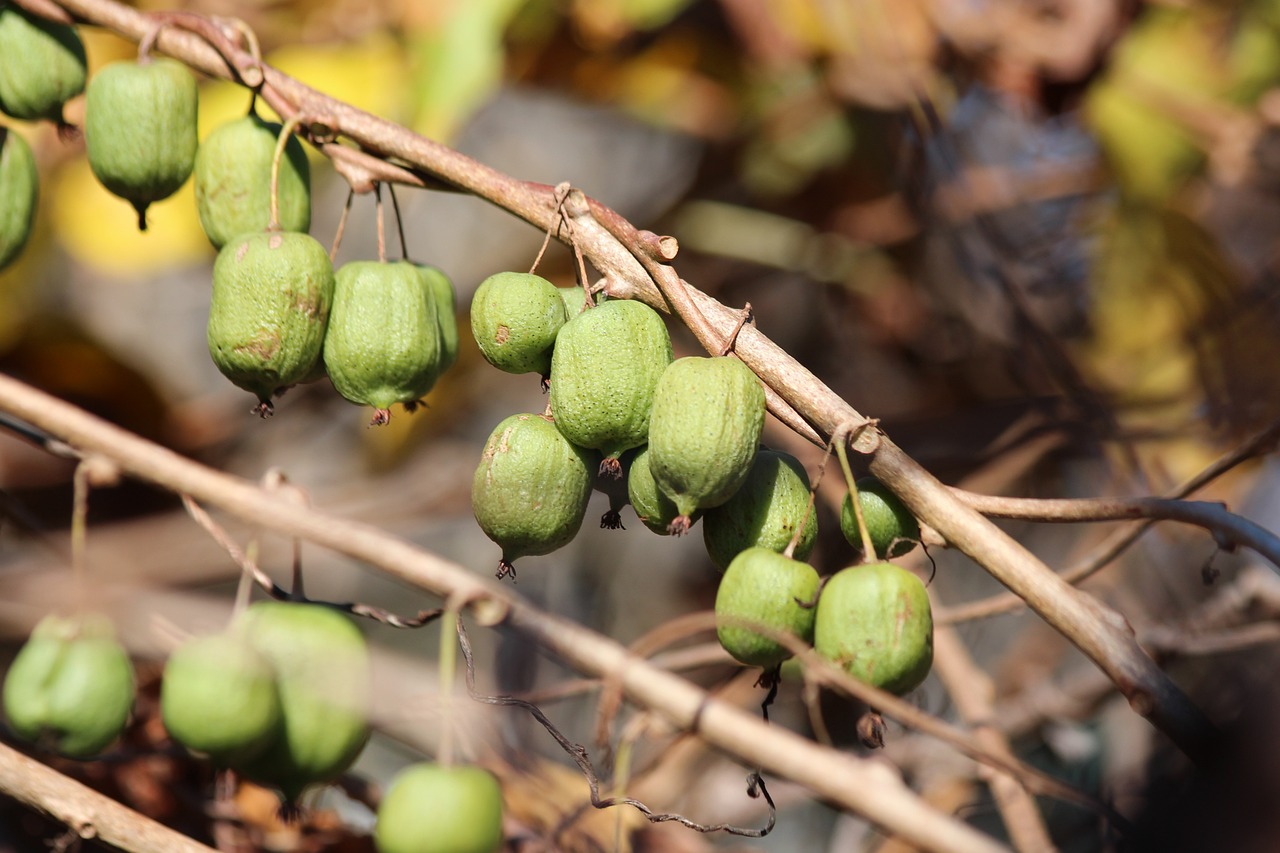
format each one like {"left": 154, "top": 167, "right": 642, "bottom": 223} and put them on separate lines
{"left": 374, "top": 183, "right": 386, "bottom": 263}
{"left": 70, "top": 461, "right": 91, "bottom": 612}
{"left": 330, "top": 188, "right": 354, "bottom": 262}
{"left": 835, "top": 435, "right": 876, "bottom": 562}
{"left": 231, "top": 537, "right": 259, "bottom": 622}
{"left": 387, "top": 183, "right": 409, "bottom": 260}
{"left": 438, "top": 605, "right": 459, "bottom": 768}
{"left": 269, "top": 115, "right": 304, "bottom": 232}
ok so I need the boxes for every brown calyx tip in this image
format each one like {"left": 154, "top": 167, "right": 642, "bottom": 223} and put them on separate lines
{"left": 598, "top": 456, "right": 623, "bottom": 480}
{"left": 667, "top": 515, "right": 692, "bottom": 536}
{"left": 857, "top": 711, "right": 886, "bottom": 750}
{"left": 600, "top": 510, "right": 625, "bottom": 530}
{"left": 134, "top": 202, "right": 149, "bottom": 233}
{"left": 277, "top": 800, "right": 305, "bottom": 824}
{"left": 252, "top": 400, "right": 275, "bottom": 419}
{"left": 496, "top": 559, "right": 517, "bottom": 581}
{"left": 368, "top": 408, "right": 391, "bottom": 427}
{"left": 55, "top": 119, "right": 81, "bottom": 144}
{"left": 403, "top": 399, "right": 423, "bottom": 414}
{"left": 540, "top": 374, "right": 551, "bottom": 394}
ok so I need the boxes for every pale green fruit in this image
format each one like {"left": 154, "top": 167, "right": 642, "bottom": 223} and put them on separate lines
{"left": 814, "top": 563, "right": 933, "bottom": 695}
{"left": 232, "top": 602, "right": 371, "bottom": 803}
{"left": 839, "top": 476, "right": 919, "bottom": 559}
{"left": 0, "top": 5, "right": 86, "bottom": 123}
{"left": 414, "top": 262, "right": 458, "bottom": 374}
{"left": 626, "top": 445, "right": 698, "bottom": 535}
{"left": 469, "top": 271, "right": 566, "bottom": 376}
{"left": 558, "top": 286, "right": 589, "bottom": 316}
{"left": 324, "top": 260, "right": 443, "bottom": 424}
{"left": 195, "top": 113, "right": 311, "bottom": 248}
{"left": 472, "top": 413, "right": 594, "bottom": 577}
{"left": 84, "top": 58, "right": 198, "bottom": 230}
{"left": 703, "top": 449, "right": 816, "bottom": 571}
{"left": 161, "top": 631, "right": 281, "bottom": 766}
{"left": 0, "top": 127, "right": 37, "bottom": 271}
{"left": 715, "top": 547, "right": 820, "bottom": 668}
{"left": 549, "top": 299, "right": 672, "bottom": 476}
{"left": 648, "top": 356, "right": 765, "bottom": 534}
{"left": 375, "top": 763, "right": 504, "bottom": 853}
{"left": 207, "top": 230, "right": 335, "bottom": 413}
{"left": 3, "top": 613, "right": 135, "bottom": 758}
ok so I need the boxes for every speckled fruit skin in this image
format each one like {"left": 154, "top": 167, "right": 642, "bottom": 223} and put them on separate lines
{"left": 323, "top": 260, "right": 443, "bottom": 418}
{"left": 472, "top": 413, "right": 594, "bottom": 571}
{"left": 648, "top": 357, "right": 766, "bottom": 530}
{"left": 414, "top": 263, "right": 458, "bottom": 374}
{"left": 715, "top": 547, "right": 820, "bottom": 668}
{"left": 0, "top": 5, "right": 85, "bottom": 122}
{"left": 814, "top": 563, "right": 933, "bottom": 695}
{"left": 161, "top": 631, "right": 281, "bottom": 766}
{"left": 470, "top": 271, "right": 566, "bottom": 375}
{"left": 375, "top": 763, "right": 504, "bottom": 853}
{"left": 3, "top": 613, "right": 135, "bottom": 758}
{"left": 195, "top": 114, "right": 311, "bottom": 249}
{"left": 0, "top": 128, "right": 37, "bottom": 271}
{"left": 207, "top": 230, "right": 334, "bottom": 410}
{"left": 549, "top": 300, "right": 672, "bottom": 472}
{"left": 839, "top": 477, "right": 919, "bottom": 559}
{"left": 84, "top": 58, "right": 197, "bottom": 230}
{"left": 232, "top": 602, "right": 371, "bottom": 803}
{"left": 703, "top": 449, "right": 816, "bottom": 571}
{"left": 626, "top": 445, "right": 698, "bottom": 534}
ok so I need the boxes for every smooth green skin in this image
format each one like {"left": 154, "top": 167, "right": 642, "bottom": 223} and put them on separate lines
{"left": 85, "top": 58, "right": 197, "bottom": 228}
{"left": 703, "top": 449, "right": 817, "bottom": 571}
{"left": 558, "top": 286, "right": 588, "bottom": 317}
{"left": 233, "top": 602, "right": 371, "bottom": 802}
{"left": 413, "top": 262, "right": 458, "bottom": 374}
{"left": 626, "top": 445, "right": 698, "bottom": 534}
{"left": 208, "top": 231, "right": 334, "bottom": 406}
{"left": 839, "top": 477, "right": 919, "bottom": 559}
{"left": 375, "top": 763, "right": 504, "bottom": 853}
{"left": 160, "top": 631, "right": 281, "bottom": 766}
{"left": 323, "top": 261, "right": 443, "bottom": 414}
{"left": 549, "top": 300, "right": 673, "bottom": 465}
{"left": 0, "top": 128, "right": 37, "bottom": 271}
{"left": 472, "top": 413, "right": 594, "bottom": 565}
{"left": 814, "top": 563, "right": 933, "bottom": 695}
{"left": 0, "top": 5, "right": 85, "bottom": 122}
{"left": 648, "top": 356, "right": 766, "bottom": 521}
{"left": 715, "top": 547, "right": 820, "bottom": 668}
{"left": 470, "top": 271, "right": 566, "bottom": 375}
{"left": 3, "top": 614, "right": 135, "bottom": 758}
{"left": 194, "top": 114, "right": 311, "bottom": 249}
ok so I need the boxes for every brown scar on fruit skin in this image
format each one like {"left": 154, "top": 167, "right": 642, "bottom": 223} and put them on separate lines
{"left": 235, "top": 332, "right": 282, "bottom": 361}
{"left": 494, "top": 325, "right": 510, "bottom": 344}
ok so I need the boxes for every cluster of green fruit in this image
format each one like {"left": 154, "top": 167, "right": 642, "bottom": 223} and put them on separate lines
{"left": 716, "top": 478, "right": 931, "bottom": 696}
{"left": 0, "top": 7, "right": 459, "bottom": 420}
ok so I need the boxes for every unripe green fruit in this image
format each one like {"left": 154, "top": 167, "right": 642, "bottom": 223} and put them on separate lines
{"left": 84, "top": 57, "right": 197, "bottom": 230}
{"left": 626, "top": 445, "right": 698, "bottom": 534}
{"left": 0, "top": 5, "right": 86, "bottom": 123}
{"left": 558, "top": 286, "right": 589, "bottom": 316}
{"left": 323, "top": 260, "right": 444, "bottom": 424}
{"left": 470, "top": 271, "right": 566, "bottom": 376}
{"left": 0, "top": 127, "right": 37, "bottom": 271}
{"left": 814, "top": 563, "right": 933, "bottom": 695}
{"left": 375, "top": 763, "right": 504, "bottom": 853}
{"left": 703, "top": 449, "right": 816, "bottom": 571}
{"left": 194, "top": 114, "right": 311, "bottom": 249}
{"left": 648, "top": 356, "right": 766, "bottom": 534}
{"left": 161, "top": 630, "right": 281, "bottom": 766}
{"left": 715, "top": 547, "right": 820, "bottom": 668}
{"left": 472, "top": 413, "right": 594, "bottom": 577}
{"left": 839, "top": 477, "right": 919, "bottom": 559}
{"left": 549, "top": 299, "right": 673, "bottom": 476}
{"left": 207, "top": 230, "right": 335, "bottom": 414}
{"left": 3, "top": 613, "right": 135, "bottom": 758}
{"left": 415, "top": 262, "right": 458, "bottom": 374}
{"left": 232, "top": 602, "right": 371, "bottom": 803}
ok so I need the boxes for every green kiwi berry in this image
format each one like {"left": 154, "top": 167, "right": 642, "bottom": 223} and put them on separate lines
{"left": 814, "top": 563, "right": 933, "bottom": 695}
{"left": 84, "top": 57, "right": 198, "bottom": 231}
{"left": 469, "top": 271, "right": 566, "bottom": 377}
{"left": 648, "top": 356, "right": 765, "bottom": 535}
{"left": 0, "top": 127, "right": 37, "bottom": 271}
{"left": 0, "top": 5, "right": 86, "bottom": 124}
{"left": 195, "top": 113, "right": 311, "bottom": 248}
{"left": 375, "top": 763, "right": 504, "bottom": 853}
{"left": 703, "top": 449, "right": 816, "bottom": 571}
{"left": 626, "top": 445, "right": 698, "bottom": 535}
{"left": 472, "top": 413, "right": 594, "bottom": 578}
{"left": 839, "top": 477, "right": 919, "bottom": 559}
{"left": 549, "top": 299, "right": 672, "bottom": 477}
{"left": 715, "top": 547, "right": 820, "bottom": 668}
